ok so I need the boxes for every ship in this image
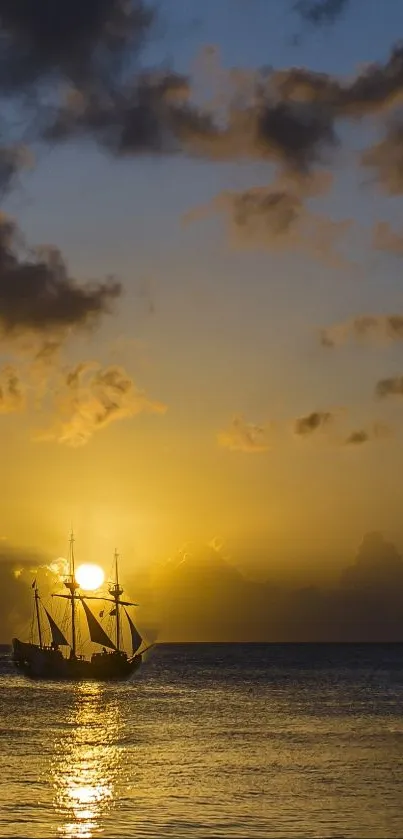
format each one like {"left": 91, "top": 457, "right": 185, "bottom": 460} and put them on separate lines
{"left": 12, "top": 533, "right": 151, "bottom": 681}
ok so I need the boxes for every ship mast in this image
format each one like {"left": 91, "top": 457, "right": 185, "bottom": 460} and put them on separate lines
{"left": 64, "top": 530, "right": 79, "bottom": 658}
{"left": 34, "top": 583, "right": 43, "bottom": 648}
{"left": 109, "top": 549, "right": 123, "bottom": 652}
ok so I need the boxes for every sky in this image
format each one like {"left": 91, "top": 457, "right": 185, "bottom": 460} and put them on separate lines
{"left": 2, "top": 0, "right": 403, "bottom": 641}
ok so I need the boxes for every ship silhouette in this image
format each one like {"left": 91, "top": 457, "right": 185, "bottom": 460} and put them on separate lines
{"left": 12, "top": 532, "right": 151, "bottom": 680}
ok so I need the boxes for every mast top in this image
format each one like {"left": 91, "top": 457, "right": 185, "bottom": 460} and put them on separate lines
{"left": 65, "top": 528, "right": 79, "bottom": 593}
{"left": 109, "top": 549, "right": 123, "bottom": 599}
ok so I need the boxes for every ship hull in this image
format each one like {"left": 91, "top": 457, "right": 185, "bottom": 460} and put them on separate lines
{"left": 12, "top": 638, "right": 142, "bottom": 681}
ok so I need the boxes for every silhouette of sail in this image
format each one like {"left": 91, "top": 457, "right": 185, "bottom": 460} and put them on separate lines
{"left": 81, "top": 599, "right": 117, "bottom": 650}
{"left": 124, "top": 608, "right": 142, "bottom": 655}
{"left": 43, "top": 606, "right": 69, "bottom": 647}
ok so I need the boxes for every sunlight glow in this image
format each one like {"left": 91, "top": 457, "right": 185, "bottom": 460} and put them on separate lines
{"left": 75, "top": 563, "right": 105, "bottom": 591}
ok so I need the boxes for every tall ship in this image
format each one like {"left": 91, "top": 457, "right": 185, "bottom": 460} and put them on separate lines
{"left": 12, "top": 533, "right": 150, "bottom": 680}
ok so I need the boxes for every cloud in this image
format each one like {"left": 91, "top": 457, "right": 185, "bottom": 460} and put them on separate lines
{"left": 0, "top": 365, "right": 25, "bottom": 413}
{"left": 375, "top": 375, "right": 403, "bottom": 399}
{"left": 292, "top": 410, "right": 390, "bottom": 446}
{"left": 1, "top": 2, "right": 403, "bottom": 181}
{"left": 275, "top": 43, "right": 403, "bottom": 118}
{"left": 252, "top": 101, "right": 337, "bottom": 173}
{"left": 344, "top": 422, "right": 391, "bottom": 446}
{"left": 0, "top": 144, "right": 32, "bottom": 194}
{"left": 184, "top": 177, "right": 351, "bottom": 266}
{"left": 2, "top": 2, "right": 403, "bottom": 194}
{"left": 294, "top": 410, "right": 333, "bottom": 435}
{"left": 219, "top": 411, "right": 390, "bottom": 450}
{"left": 294, "top": 0, "right": 349, "bottom": 27}
{"left": 0, "top": 543, "right": 86, "bottom": 643}
{"left": 362, "top": 120, "right": 403, "bottom": 194}
{"left": 0, "top": 547, "right": 45, "bottom": 642}
{"left": 0, "top": 214, "right": 121, "bottom": 343}
{"left": 43, "top": 72, "right": 210, "bottom": 156}
{"left": 218, "top": 414, "right": 271, "bottom": 453}
{"left": 38, "top": 362, "right": 167, "bottom": 446}
{"left": 0, "top": 0, "right": 154, "bottom": 95}
{"left": 320, "top": 313, "right": 403, "bottom": 347}
{"left": 183, "top": 99, "right": 337, "bottom": 174}
{"left": 3, "top": 529, "right": 403, "bottom": 644}
{"left": 340, "top": 531, "right": 403, "bottom": 592}
{"left": 148, "top": 531, "right": 403, "bottom": 641}
{"left": 39, "top": 36, "right": 403, "bottom": 185}
{"left": 44, "top": 70, "right": 339, "bottom": 175}
{"left": 372, "top": 221, "right": 403, "bottom": 254}
{"left": 345, "top": 429, "right": 369, "bottom": 446}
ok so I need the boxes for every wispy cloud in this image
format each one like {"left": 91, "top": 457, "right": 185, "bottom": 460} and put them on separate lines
{"left": 184, "top": 174, "right": 352, "bottom": 267}
{"left": 320, "top": 314, "right": 403, "bottom": 347}
{"left": 0, "top": 365, "right": 25, "bottom": 413}
{"left": 218, "top": 414, "right": 271, "bottom": 453}
{"left": 36, "top": 362, "right": 167, "bottom": 446}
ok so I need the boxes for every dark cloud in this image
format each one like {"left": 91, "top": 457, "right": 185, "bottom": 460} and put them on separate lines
{"left": 255, "top": 101, "right": 337, "bottom": 172}
{"left": 0, "top": 215, "right": 121, "bottom": 341}
{"left": 0, "top": 3, "right": 158, "bottom": 356}
{"left": 2, "top": 1, "right": 401, "bottom": 192}
{"left": 294, "top": 0, "right": 349, "bottom": 27}
{"left": 44, "top": 75, "right": 336, "bottom": 176}
{"left": 74, "top": 39, "right": 403, "bottom": 175}
{"left": 43, "top": 72, "right": 215, "bottom": 159}
{"left": 294, "top": 410, "right": 333, "bottom": 435}
{"left": 340, "top": 531, "right": 403, "bottom": 592}
{"left": 38, "top": 362, "right": 167, "bottom": 445}
{"left": 187, "top": 100, "right": 337, "bottom": 173}
{"left": 0, "top": 0, "right": 153, "bottom": 95}
{"left": 320, "top": 314, "right": 403, "bottom": 347}
{"left": 42, "top": 37, "right": 403, "bottom": 183}
{"left": 218, "top": 414, "right": 271, "bottom": 453}
{"left": 0, "top": 1, "right": 401, "bottom": 183}
{"left": 0, "top": 548, "right": 43, "bottom": 642}
{"left": 375, "top": 375, "right": 403, "bottom": 399}
{"left": 275, "top": 43, "right": 403, "bottom": 119}
{"left": 344, "top": 45, "right": 403, "bottom": 116}
{"left": 0, "top": 144, "right": 31, "bottom": 194}
{"left": 147, "top": 531, "right": 403, "bottom": 641}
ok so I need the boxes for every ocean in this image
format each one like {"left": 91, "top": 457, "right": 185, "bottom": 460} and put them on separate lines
{"left": 0, "top": 643, "right": 402, "bottom": 838}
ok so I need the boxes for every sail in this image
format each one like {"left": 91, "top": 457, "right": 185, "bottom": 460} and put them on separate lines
{"left": 43, "top": 606, "right": 69, "bottom": 647}
{"left": 81, "top": 598, "right": 117, "bottom": 650}
{"left": 124, "top": 608, "right": 143, "bottom": 655}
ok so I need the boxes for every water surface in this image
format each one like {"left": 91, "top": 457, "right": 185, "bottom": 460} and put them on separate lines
{"left": 1, "top": 643, "right": 403, "bottom": 838}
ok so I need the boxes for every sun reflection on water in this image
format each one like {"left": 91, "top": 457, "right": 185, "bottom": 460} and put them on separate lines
{"left": 51, "top": 683, "right": 121, "bottom": 838}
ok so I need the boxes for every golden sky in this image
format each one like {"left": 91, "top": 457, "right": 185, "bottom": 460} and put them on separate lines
{"left": 2, "top": 0, "right": 403, "bottom": 640}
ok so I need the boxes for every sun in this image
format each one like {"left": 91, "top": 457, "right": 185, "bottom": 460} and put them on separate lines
{"left": 75, "top": 563, "right": 105, "bottom": 591}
